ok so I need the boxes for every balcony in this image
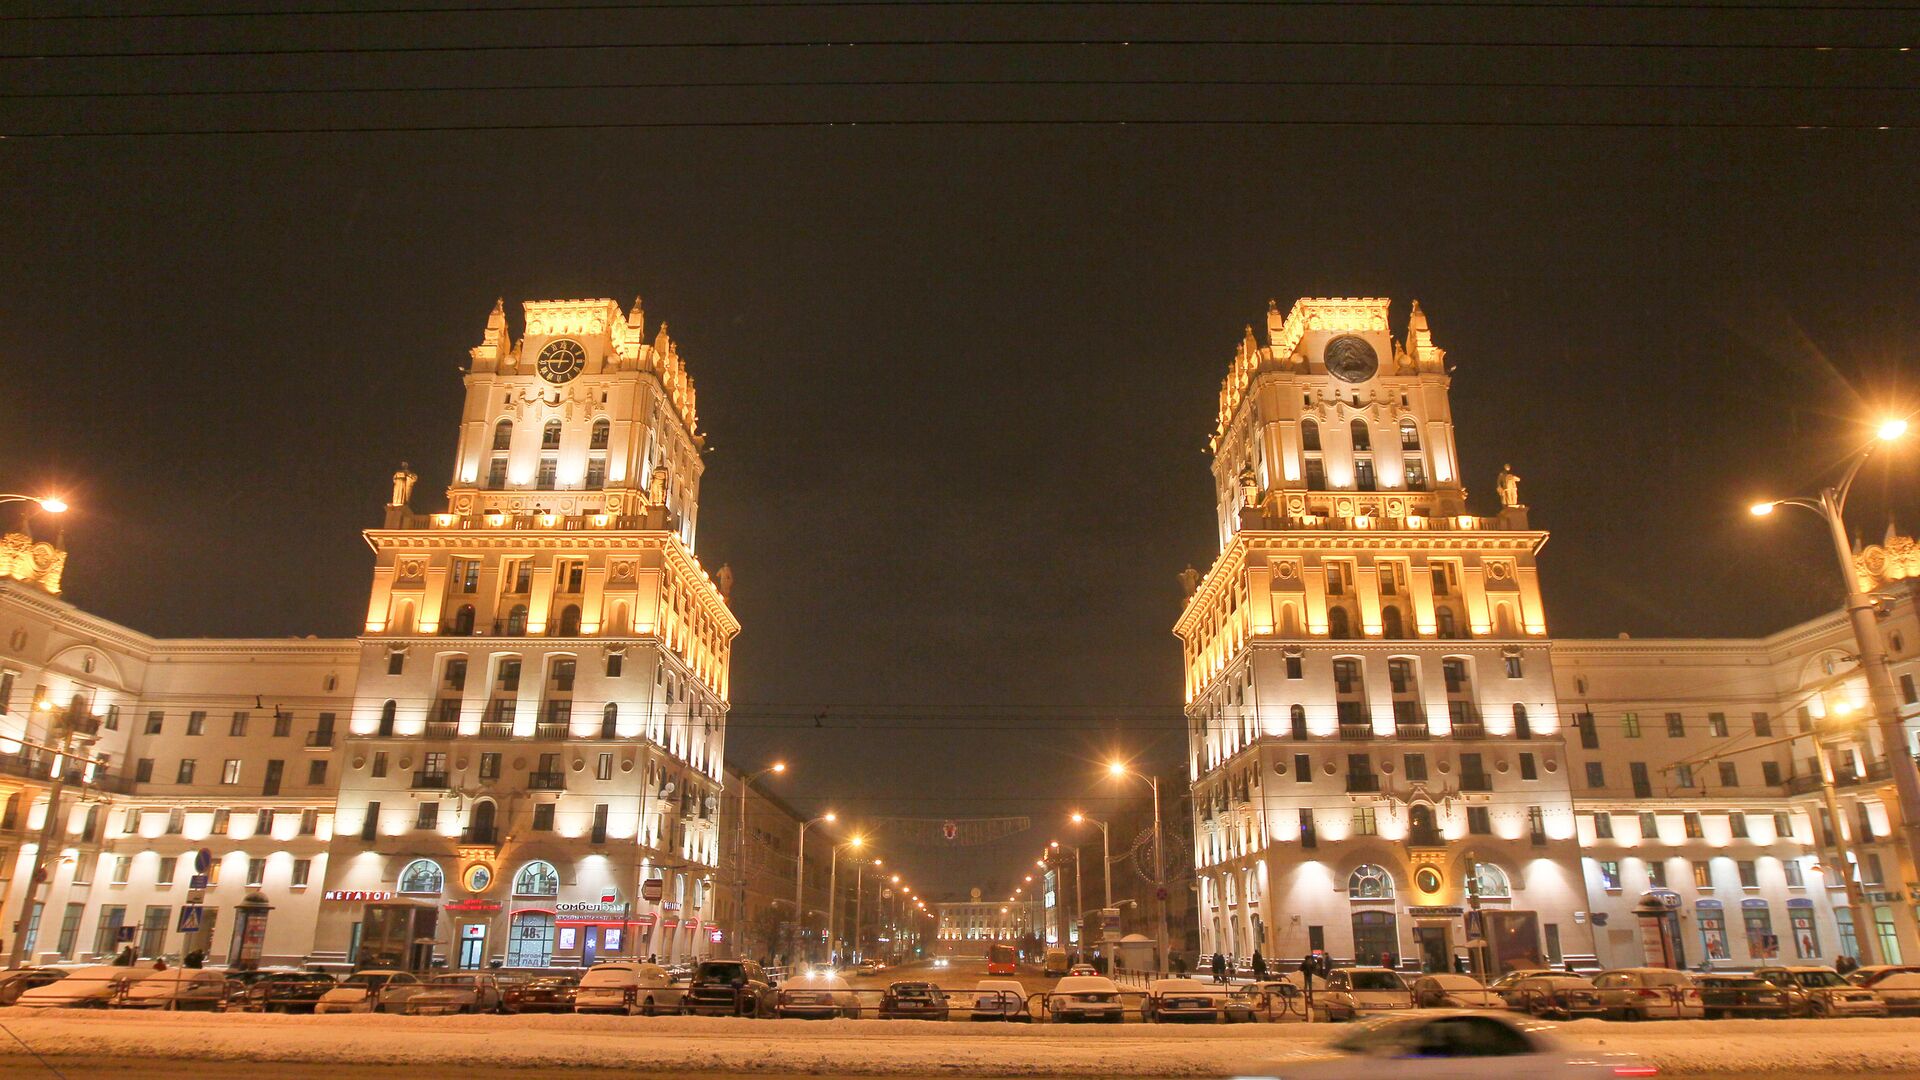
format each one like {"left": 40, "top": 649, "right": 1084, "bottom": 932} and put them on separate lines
{"left": 1451, "top": 723, "right": 1487, "bottom": 740}
{"left": 461, "top": 826, "right": 499, "bottom": 846}
{"left": 528, "top": 771, "right": 567, "bottom": 790}
{"left": 1346, "top": 773, "right": 1382, "bottom": 793}
{"left": 534, "top": 722, "right": 570, "bottom": 741}
{"left": 412, "top": 770, "right": 451, "bottom": 790}
{"left": 1338, "top": 724, "right": 1375, "bottom": 741}
{"left": 476, "top": 721, "right": 514, "bottom": 739}
{"left": 305, "top": 730, "right": 336, "bottom": 749}
{"left": 1460, "top": 772, "right": 1492, "bottom": 793}
{"left": 1395, "top": 723, "right": 1430, "bottom": 741}
{"left": 421, "top": 721, "right": 459, "bottom": 741}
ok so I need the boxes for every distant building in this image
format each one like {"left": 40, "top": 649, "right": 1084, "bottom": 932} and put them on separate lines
{"left": 935, "top": 892, "right": 1041, "bottom": 958}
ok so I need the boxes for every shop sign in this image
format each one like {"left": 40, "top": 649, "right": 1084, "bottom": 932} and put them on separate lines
{"left": 446, "top": 898, "right": 503, "bottom": 914}
{"left": 661, "top": 918, "right": 680, "bottom": 929}
{"left": 661, "top": 900, "right": 682, "bottom": 912}
{"left": 1865, "top": 890, "right": 1906, "bottom": 903}
{"left": 1406, "top": 905, "right": 1465, "bottom": 917}
{"left": 324, "top": 890, "right": 397, "bottom": 902}
{"left": 709, "top": 928, "right": 724, "bottom": 944}
{"left": 556, "top": 899, "right": 631, "bottom": 919}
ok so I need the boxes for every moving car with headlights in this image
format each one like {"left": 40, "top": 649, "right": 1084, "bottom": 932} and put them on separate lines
{"left": 1314, "top": 967, "right": 1413, "bottom": 1022}
{"left": 1753, "top": 966, "right": 1887, "bottom": 1018}
{"left": 15, "top": 965, "right": 155, "bottom": 1008}
{"left": 1696, "top": 974, "right": 1791, "bottom": 1019}
{"left": 684, "top": 959, "right": 776, "bottom": 1017}
{"left": 313, "top": 969, "right": 426, "bottom": 1014}
{"left": 115, "top": 967, "right": 233, "bottom": 1011}
{"left": 1590, "top": 968, "right": 1703, "bottom": 1021}
{"left": 1143, "top": 977, "right": 1224, "bottom": 1023}
{"left": 970, "top": 978, "right": 1031, "bottom": 1022}
{"left": 0, "top": 968, "right": 68, "bottom": 1006}
{"left": 879, "top": 980, "right": 950, "bottom": 1021}
{"left": 1410, "top": 974, "right": 1502, "bottom": 1009}
{"left": 1048, "top": 974, "right": 1125, "bottom": 1023}
{"left": 238, "top": 971, "right": 337, "bottom": 1013}
{"left": 501, "top": 974, "right": 579, "bottom": 1014}
{"left": 1498, "top": 974, "right": 1605, "bottom": 1019}
{"left": 574, "top": 962, "right": 681, "bottom": 1016}
{"left": 775, "top": 970, "right": 859, "bottom": 1019}
{"left": 1872, "top": 971, "right": 1920, "bottom": 1015}
{"left": 1067, "top": 963, "right": 1099, "bottom": 977}
{"left": 405, "top": 972, "right": 506, "bottom": 1015}
{"left": 1234, "top": 1011, "right": 1659, "bottom": 1080}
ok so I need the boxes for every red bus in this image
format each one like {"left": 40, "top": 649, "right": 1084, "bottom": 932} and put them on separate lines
{"left": 986, "top": 944, "right": 1018, "bottom": 975}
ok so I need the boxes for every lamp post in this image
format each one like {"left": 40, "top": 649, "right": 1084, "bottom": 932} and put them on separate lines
{"left": 731, "top": 761, "right": 786, "bottom": 959}
{"left": 1753, "top": 415, "right": 1920, "bottom": 957}
{"left": 853, "top": 857, "right": 881, "bottom": 965}
{"left": 1108, "top": 760, "right": 1170, "bottom": 974}
{"left": 0, "top": 494, "right": 68, "bottom": 514}
{"left": 1071, "top": 812, "right": 1113, "bottom": 909}
{"left": 794, "top": 812, "right": 835, "bottom": 964}
{"left": 826, "top": 835, "right": 864, "bottom": 966}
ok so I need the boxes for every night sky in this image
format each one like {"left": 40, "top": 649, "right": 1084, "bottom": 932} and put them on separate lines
{"left": 4, "top": 1, "right": 1918, "bottom": 894}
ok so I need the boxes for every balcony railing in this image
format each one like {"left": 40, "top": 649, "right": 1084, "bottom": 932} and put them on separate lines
{"left": 1451, "top": 723, "right": 1487, "bottom": 740}
{"left": 534, "top": 723, "right": 570, "bottom": 741}
{"left": 1346, "top": 773, "right": 1381, "bottom": 793}
{"left": 1338, "top": 724, "right": 1375, "bottom": 741}
{"left": 412, "top": 770, "right": 451, "bottom": 790}
{"left": 421, "top": 721, "right": 459, "bottom": 741}
{"left": 462, "top": 826, "right": 499, "bottom": 845}
{"left": 528, "top": 771, "right": 567, "bottom": 790}
{"left": 476, "top": 721, "right": 514, "bottom": 739}
{"left": 1460, "top": 773, "right": 1492, "bottom": 792}
{"left": 1395, "top": 723, "right": 1431, "bottom": 741}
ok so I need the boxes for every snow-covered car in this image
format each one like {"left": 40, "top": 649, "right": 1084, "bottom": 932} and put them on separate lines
{"left": 683, "top": 959, "right": 776, "bottom": 1017}
{"left": 1845, "top": 965, "right": 1920, "bottom": 988}
{"left": 1143, "top": 977, "right": 1224, "bottom": 1023}
{"left": 1753, "top": 966, "right": 1887, "bottom": 1018}
{"left": 1066, "top": 963, "right": 1099, "bottom": 977}
{"left": 878, "top": 980, "right": 949, "bottom": 1020}
{"left": 313, "top": 969, "right": 425, "bottom": 1014}
{"left": 574, "top": 962, "right": 680, "bottom": 1016}
{"left": 1872, "top": 972, "right": 1920, "bottom": 1015}
{"left": 500, "top": 974, "right": 579, "bottom": 1014}
{"left": 1315, "top": 967, "right": 1413, "bottom": 1022}
{"left": 1486, "top": 969, "right": 1561, "bottom": 994}
{"left": 0, "top": 968, "right": 69, "bottom": 1006}
{"left": 1410, "top": 974, "right": 1502, "bottom": 1009}
{"left": 237, "top": 972, "right": 337, "bottom": 1013}
{"left": 1499, "top": 974, "right": 1605, "bottom": 1019}
{"left": 1590, "top": 968, "right": 1703, "bottom": 1021}
{"left": 1696, "top": 975, "right": 1791, "bottom": 1019}
{"left": 405, "top": 973, "right": 506, "bottom": 1015}
{"left": 1234, "top": 1011, "right": 1657, "bottom": 1080}
{"left": 15, "top": 965, "right": 156, "bottom": 1008}
{"left": 115, "top": 967, "right": 233, "bottom": 1011}
{"left": 969, "top": 979, "right": 1030, "bottom": 1021}
{"left": 775, "top": 971, "right": 859, "bottom": 1019}
{"left": 1049, "top": 974, "right": 1125, "bottom": 1023}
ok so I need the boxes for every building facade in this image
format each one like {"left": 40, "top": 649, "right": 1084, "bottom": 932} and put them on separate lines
{"left": 934, "top": 893, "right": 1042, "bottom": 958}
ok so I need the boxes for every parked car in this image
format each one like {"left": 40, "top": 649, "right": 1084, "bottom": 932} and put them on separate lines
{"left": 15, "top": 965, "right": 155, "bottom": 1008}
{"left": 1049, "top": 974, "right": 1125, "bottom": 1023}
{"left": 1846, "top": 964, "right": 1920, "bottom": 988}
{"left": 501, "top": 974, "right": 579, "bottom": 1014}
{"left": 1410, "top": 974, "right": 1502, "bottom": 1009}
{"left": 969, "top": 979, "right": 1031, "bottom": 1022}
{"left": 1872, "top": 971, "right": 1920, "bottom": 1015}
{"left": 313, "top": 969, "right": 425, "bottom": 1014}
{"left": 1498, "top": 974, "right": 1605, "bottom": 1019}
{"left": 775, "top": 971, "right": 859, "bottom": 1019}
{"left": 575, "top": 962, "right": 681, "bottom": 1016}
{"left": 1042, "top": 950, "right": 1070, "bottom": 978}
{"left": 1590, "top": 968, "right": 1703, "bottom": 1021}
{"left": 1752, "top": 966, "right": 1888, "bottom": 1018}
{"left": 405, "top": 973, "right": 506, "bottom": 1015}
{"left": 1235, "top": 1011, "right": 1657, "bottom": 1080}
{"left": 1693, "top": 974, "right": 1791, "bottom": 1020}
{"left": 1314, "top": 967, "right": 1413, "bottom": 1022}
{"left": 878, "top": 980, "right": 949, "bottom": 1021}
{"left": 238, "top": 972, "right": 337, "bottom": 1013}
{"left": 1486, "top": 969, "right": 1561, "bottom": 994}
{"left": 0, "top": 968, "right": 69, "bottom": 1006}
{"left": 115, "top": 968, "right": 234, "bottom": 1011}
{"left": 683, "top": 959, "right": 776, "bottom": 1017}
{"left": 1143, "top": 977, "right": 1223, "bottom": 1023}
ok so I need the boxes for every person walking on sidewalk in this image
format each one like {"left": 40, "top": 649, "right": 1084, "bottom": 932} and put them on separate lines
{"left": 1210, "top": 951, "right": 1227, "bottom": 984}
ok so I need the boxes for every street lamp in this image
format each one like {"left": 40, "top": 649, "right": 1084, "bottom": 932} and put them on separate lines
{"left": 731, "top": 761, "right": 787, "bottom": 958}
{"left": 1071, "top": 811, "right": 1114, "bottom": 910}
{"left": 0, "top": 494, "right": 67, "bottom": 514}
{"left": 1108, "top": 759, "right": 1170, "bottom": 974}
{"left": 826, "top": 835, "right": 864, "bottom": 966}
{"left": 794, "top": 812, "right": 836, "bottom": 964}
{"left": 1751, "top": 413, "right": 1920, "bottom": 957}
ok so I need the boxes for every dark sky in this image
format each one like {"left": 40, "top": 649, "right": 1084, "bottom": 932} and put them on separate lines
{"left": 5, "top": 1, "right": 1918, "bottom": 894}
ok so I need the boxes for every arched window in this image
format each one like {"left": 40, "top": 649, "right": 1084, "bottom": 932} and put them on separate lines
{"left": 1300, "top": 419, "right": 1320, "bottom": 452}
{"left": 1471, "top": 862, "right": 1512, "bottom": 899}
{"left": 1437, "top": 607, "right": 1458, "bottom": 639}
{"left": 452, "top": 604, "right": 475, "bottom": 636}
{"left": 1382, "top": 606, "right": 1406, "bottom": 640}
{"left": 590, "top": 418, "right": 610, "bottom": 450}
{"left": 601, "top": 702, "right": 619, "bottom": 739}
{"left": 1348, "top": 864, "right": 1395, "bottom": 900}
{"left": 608, "top": 602, "right": 629, "bottom": 635}
{"left": 378, "top": 700, "right": 397, "bottom": 737}
{"left": 392, "top": 600, "right": 415, "bottom": 634}
{"left": 507, "top": 605, "right": 528, "bottom": 636}
{"left": 1513, "top": 703, "right": 1532, "bottom": 740}
{"left": 1350, "top": 419, "right": 1371, "bottom": 452}
{"left": 542, "top": 419, "right": 562, "bottom": 449}
{"left": 398, "top": 858, "right": 445, "bottom": 894}
{"left": 492, "top": 419, "right": 513, "bottom": 451}
{"left": 1407, "top": 804, "right": 1441, "bottom": 845}
{"left": 1290, "top": 704, "right": 1308, "bottom": 740}
{"left": 1399, "top": 418, "right": 1420, "bottom": 449}
{"left": 1, "top": 792, "right": 19, "bottom": 831}
{"left": 515, "top": 860, "right": 560, "bottom": 897}
{"left": 557, "top": 605, "right": 581, "bottom": 636}
{"left": 1327, "top": 606, "right": 1352, "bottom": 640}
{"left": 465, "top": 800, "right": 497, "bottom": 843}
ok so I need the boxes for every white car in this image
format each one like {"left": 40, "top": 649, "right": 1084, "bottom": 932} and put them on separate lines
{"left": 775, "top": 971, "right": 860, "bottom": 1019}
{"left": 575, "top": 962, "right": 682, "bottom": 1016}
{"left": 1410, "top": 974, "right": 1503, "bottom": 1010}
{"left": 1049, "top": 974, "right": 1125, "bottom": 1023}
{"left": 115, "top": 968, "right": 233, "bottom": 1011}
{"left": 0, "top": 968, "right": 70, "bottom": 1006}
{"left": 1144, "top": 977, "right": 1224, "bottom": 1023}
{"left": 405, "top": 973, "right": 506, "bottom": 1015}
{"left": 969, "top": 978, "right": 1030, "bottom": 1022}
{"left": 1590, "top": 968, "right": 1703, "bottom": 1021}
{"left": 1873, "top": 972, "right": 1920, "bottom": 1015}
{"left": 1236, "top": 1011, "right": 1658, "bottom": 1080}
{"left": 1316, "top": 967, "right": 1413, "bottom": 1022}
{"left": 313, "top": 969, "right": 425, "bottom": 1014}
{"left": 15, "top": 965, "right": 155, "bottom": 1008}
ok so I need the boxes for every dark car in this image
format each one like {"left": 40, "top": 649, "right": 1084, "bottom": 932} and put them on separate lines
{"left": 240, "top": 972, "right": 339, "bottom": 1013}
{"left": 682, "top": 960, "right": 776, "bottom": 1017}
{"left": 501, "top": 975, "right": 580, "bottom": 1014}
{"left": 879, "top": 981, "right": 950, "bottom": 1021}
{"left": 1697, "top": 974, "right": 1791, "bottom": 1019}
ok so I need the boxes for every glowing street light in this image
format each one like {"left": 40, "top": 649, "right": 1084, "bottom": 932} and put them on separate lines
{"left": 1106, "top": 758, "right": 1169, "bottom": 974}
{"left": 0, "top": 494, "right": 67, "bottom": 514}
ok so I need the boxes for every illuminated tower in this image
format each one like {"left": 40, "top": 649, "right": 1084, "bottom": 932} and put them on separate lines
{"left": 1175, "top": 297, "right": 1591, "bottom": 975}
{"left": 318, "top": 296, "right": 739, "bottom": 971}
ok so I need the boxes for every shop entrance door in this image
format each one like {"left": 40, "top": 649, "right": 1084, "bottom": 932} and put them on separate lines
{"left": 458, "top": 924, "right": 487, "bottom": 970}
{"left": 582, "top": 926, "right": 601, "bottom": 966}
{"left": 1414, "top": 926, "right": 1450, "bottom": 972}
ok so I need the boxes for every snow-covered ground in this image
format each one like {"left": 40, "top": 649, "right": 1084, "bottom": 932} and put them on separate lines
{"left": 2, "top": 1012, "right": 1917, "bottom": 1076}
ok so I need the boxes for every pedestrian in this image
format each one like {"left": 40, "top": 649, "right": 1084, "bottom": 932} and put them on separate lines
{"left": 1211, "top": 951, "right": 1227, "bottom": 985}
{"left": 1172, "top": 955, "right": 1186, "bottom": 977}
{"left": 1252, "top": 948, "right": 1267, "bottom": 982}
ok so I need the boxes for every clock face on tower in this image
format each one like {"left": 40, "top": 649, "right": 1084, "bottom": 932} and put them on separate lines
{"left": 535, "top": 339, "right": 587, "bottom": 384}
{"left": 1323, "top": 335, "right": 1379, "bottom": 383}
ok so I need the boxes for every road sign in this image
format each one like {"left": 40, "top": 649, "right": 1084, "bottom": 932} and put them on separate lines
{"left": 641, "top": 878, "right": 664, "bottom": 902}
{"left": 189, "top": 874, "right": 209, "bottom": 891}
{"left": 1463, "top": 910, "right": 1486, "bottom": 946}
{"left": 116, "top": 925, "right": 136, "bottom": 944}
{"left": 194, "top": 848, "right": 213, "bottom": 875}
{"left": 178, "top": 905, "right": 204, "bottom": 933}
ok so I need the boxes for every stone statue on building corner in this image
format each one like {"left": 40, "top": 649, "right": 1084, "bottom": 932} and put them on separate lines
{"left": 1178, "top": 565, "right": 1201, "bottom": 598}
{"left": 1238, "top": 465, "right": 1259, "bottom": 508}
{"left": 716, "top": 563, "right": 735, "bottom": 603}
{"left": 647, "top": 465, "right": 670, "bottom": 506}
{"left": 1496, "top": 463, "right": 1522, "bottom": 508}
{"left": 390, "top": 463, "right": 418, "bottom": 508}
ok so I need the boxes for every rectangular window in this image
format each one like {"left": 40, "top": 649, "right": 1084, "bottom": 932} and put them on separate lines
{"left": 591, "top": 803, "right": 610, "bottom": 844}
{"left": 387, "top": 652, "right": 405, "bottom": 676}
{"left": 222, "top": 759, "right": 241, "bottom": 785}
{"left": 1598, "top": 860, "right": 1621, "bottom": 890}
{"left": 93, "top": 906, "right": 127, "bottom": 955}
{"left": 145, "top": 711, "right": 164, "bottom": 735}
{"left": 480, "top": 753, "right": 501, "bottom": 781}
{"left": 1325, "top": 563, "right": 1346, "bottom": 597}
{"left": 176, "top": 759, "right": 196, "bottom": 784}
{"left": 1285, "top": 655, "right": 1303, "bottom": 680}
{"left": 1784, "top": 860, "right": 1804, "bottom": 888}
{"left": 1762, "top": 760, "right": 1782, "bottom": 786}
{"left": 1467, "top": 806, "right": 1491, "bottom": 835}
{"left": 1738, "top": 860, "right": 1759, "bottom": 888}
{"left": 1300, "top": 810, "right": 1317, "bottom": 848}
{"left": 308, "top": 760, "right": 328, "bottom": 785}
{"left": 1684, "top": 812, "right": 1704, "bottom": 838}
{"left": 1647, "top": 860, "right": 1667, "bottom": 888}
{"left": 135, "top": 758, "right": 154, "bottom": 783}
{"left": 1293, "top": 754, "right": 1311, "bottom": 783}
{"left": 1404, "top": 753, "right": 1427, "bottom": 782}
{"left": 416, "top": 802, "right": 439, "bottom": 830}
{"left": 597, "top": 753, "right": 613, "bottom": 780}
{"left": 230, "top": 710, "right": 249, "bottom": 736}
{"left": 1527, "top": 805, "right": 1547, "bottom": 845}
{"left": 1354, "top": 807, "right": 1377, "bottom": 836}
{"left": 157, "top": 856, "right": 178, "bottom": 886}
{"left": 1864, "top": 853, "right": 1885, "bottom": 885}
{"left": 1585, "top": 761, "right": 1606, "bottom": 788}
{"left": 112, "top": 856, "right": 132, "bottom": 885}
{"left": 1675, "top": 764, "right": 1695, "bottom": 788}
{"left": 246, "top": 858, "right": 267, "bottom": 887}
{"left": 360, "top": 802, "right": 380, "bottom": 842}
{"left": 1519, "top": 752, "right": 1537, "bottom": 780}
{"left": 1593, "top": 812, "right": 1613, "bottom": 838}
{"left": 140, "top": 906, "right": 170, "bottom": 959}
{"left": 607, "top": 653, "right": 624, "bottom": 678}
{"left": 1666, "top": 712, "right": 1685, "bottom": 737}
{"left": 1505, "top": 654, "right": 1523, "bottom": 679}
{"left": 55, "top": 902, "right": 85, "bottom": 959}
{"left": 1753, "top": 711, "right": 1772, "bottom": 737}
{"left": 372, "top": 752, "right": 388, "bottom": 778}
{"left": 257, "top": 808, "right": 275, "bottom": 835}
{"left": 1623, "top": 712, "right": 1641, "bottom": 738}
{"left": 533, "top": 804, "right": 555, "bottom": 831}
{"left": 273, "top": 710, "right": 291, "bottom": 737}
{"left": 1774, "top": 811, "right": 1793, "bottom": 839}
{"left": 1708, "top": 712, "right": 1728, "bottom": 737}
{"left": 299, "top": 808, "right": 318, "bottom": 835}
{"left": 187, "top": 711, "right": 206, "bottom": 736}
{"left": 1903, "top": 674, "right": 1918, "bottom": 704}
{"left": 1718, "top": 761, "right": 1738, "bottom": 788}
{"left": 1693, "top": 860, "right": 1712, "bottom": 888}
{"left": 1638, "top": 811, "right": 1659, "bottom": 839}
{"left": 1332, "top": 658, "right": 1360, "bottom": 694}
{"left": 213, "top": 808, "right": 230, "bottom": 835}
{"left": 292, "top": 859, "right": 312, "bottom": 887}
{"left": 1730, "top": 812, "right": 1748, "bottom": 838}
{"left": 166, "top": 808, "right": 184, "bottom": 834}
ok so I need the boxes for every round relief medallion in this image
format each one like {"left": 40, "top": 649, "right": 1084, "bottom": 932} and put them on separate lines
{"left": 621, "top": 758, "right": 635, "bottom": 772}
{"left": 1323, "top": 335, "right": 1380, "bottom": 383}
{"left": 1436, "top": 759, "right": 1452, "bottom": 774}
{"left": 462, "top": 863, "right": 495, "bottom": 893}
{"left": 1273, "top": 759, "right": 1288, "bottom": 776}
{"left": 572, "top": 758, "right": 586, "bottom": 772}
{"left": 1495, "top": 758, "right": 1510, "bottom": 773}
{"left": 1544, "top": 758, "right": 1558, "bottom": 773}
{"left": 1487, "top": 562, "right": 1512, "bottom": 581}
{"left": 1275, "top": 562, "right": 1297, "bottom": 580}
{"left": 1322, "top": 761, "right": 1338, "bottom": 776}
{"left": 513, "top": 757, "right": 528, "bottom": 770}
{"left": 1416, "top": 867, "right": 1444, "bottom": 893}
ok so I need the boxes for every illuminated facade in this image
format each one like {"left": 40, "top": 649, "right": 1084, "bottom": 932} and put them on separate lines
{"left": 935, "top": 894, "right": 1042, "bottom": 957}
